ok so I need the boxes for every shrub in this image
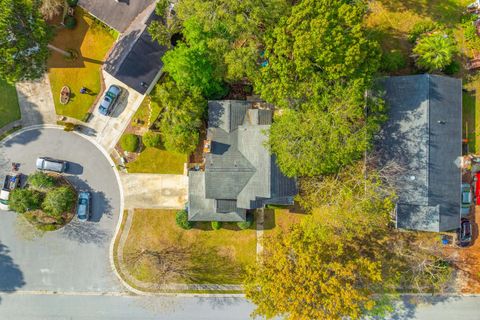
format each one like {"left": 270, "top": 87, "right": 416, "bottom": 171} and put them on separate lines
{"left": 408, "top": 21, "right": 437, "bottom": 43}
{"left": 413, "top": 32, "right": 458, "bottom": 72}
{"left": 64, "top": 16, "right": 77, "bottom": 29}
{"left": 120, "top": 134, "right": 139, "bottom": 152}
{"left": 67, "top": 0, "right": 78, "bottom": 6}
{"left": 63, "top": 122, "right": 75, "bottom": 131}
{"left": 42, "top": 187, "right": 76, "bottom": 216}
{"left": 142, "top": 131, "right": 162, "bottom": 148}
{"left": 28, "top": 172, "right": 56, "bottom": 189}
{"left": 9, "top": 189, "right": 43, "bottom": 213}
{"left": 176, "top": 210, "right": 194, "bottom": 230}
{"left": 211, "top": 221, "right": 222, "bottom": 230}
{"left": 443, "top": 60, "right": 460, "bottom": 75}
{"left": 380, "top": 49, "right": 407, "bottom": 72}
{"left": 237, "top": 214, "right": 254, "bottom": 230}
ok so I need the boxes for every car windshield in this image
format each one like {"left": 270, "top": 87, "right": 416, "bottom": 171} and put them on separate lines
{"left": 78, "top": 214, "right": 87, "bottom": 220}
{"left": 79, "top": 198, "right": 88, "bottom": 205}
{"left": 104, "top": 96, "right": 112, "bottom": 103}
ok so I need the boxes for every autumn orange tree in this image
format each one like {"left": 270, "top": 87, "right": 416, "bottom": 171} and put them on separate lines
{"left": 244, "top": 220, "right": 396, "bottom": 320}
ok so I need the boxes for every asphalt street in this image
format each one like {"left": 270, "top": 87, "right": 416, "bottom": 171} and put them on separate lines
{"left": 0, "top": 127, "right": 122, "bottom": 293}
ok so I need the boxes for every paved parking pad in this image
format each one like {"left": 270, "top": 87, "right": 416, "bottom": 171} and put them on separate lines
{"left": 0, "top": 128, "right": 122, "bottom": 292}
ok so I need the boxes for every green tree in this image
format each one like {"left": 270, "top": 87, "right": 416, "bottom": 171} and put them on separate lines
{"left": 42, "top": 187, "right": 76, "bottom": 216}
{"left": 28, "top": 172, "right": 55, "bottom": 190}
{"left": 142, "top": 131, "right": 162, "bottom": 148}
{"left": 9, "top": 189, "right": 43, "bottom": 213}
{"left": 269, "top": 85, "right": 386, "bottom": 177}
{"left": 174, "top": 0, "right": 290, "bottom": 81}
{"left": 151, "top": 77, "right": 206, "bottom": 154}
{"left": 412, "top": 32, "right": 458, "bottom": 72}
{"left": 0, "top": 0, "right": 51, "bottom": 83}
{"left": 162, "top": 38, "right": 227, "bottom": 98}
{"left": 255, "top": 0, "right": 380, "bottom": 109}
{"left": 147, "top": 0, "right": 181, "bottom": 48}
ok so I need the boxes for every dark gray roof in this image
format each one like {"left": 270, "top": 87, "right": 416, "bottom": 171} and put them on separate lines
{"left": 104, "top": 9, "right": 167, "bottom": 94}
{"left": 188, "top": 100, "right": 297, "bottom": 222}
{"left": 79, "top": 0, "right": 154, "bottom": 33}
{"left": 379, "top": 74, "right": 462, "bottom": 232}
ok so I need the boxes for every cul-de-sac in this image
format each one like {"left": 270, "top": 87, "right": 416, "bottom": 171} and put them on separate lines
{"left": 2, "top": 0, "right": 480, "bottom": 319}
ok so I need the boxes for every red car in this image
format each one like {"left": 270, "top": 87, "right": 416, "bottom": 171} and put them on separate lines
{"left": 476, "top": 172, "right": 480, "bottom": 205}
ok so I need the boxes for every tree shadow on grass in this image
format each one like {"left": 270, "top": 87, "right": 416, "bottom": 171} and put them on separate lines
{"left": 188, "top": 243, "right": 243, "bottom": 284}
{"left": 0, "top": 242, "right": 25, "bottom": 303}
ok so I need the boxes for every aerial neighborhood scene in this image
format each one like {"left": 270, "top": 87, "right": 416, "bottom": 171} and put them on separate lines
{"left": 2, "top": 0, "right": 480, "bottom": 319}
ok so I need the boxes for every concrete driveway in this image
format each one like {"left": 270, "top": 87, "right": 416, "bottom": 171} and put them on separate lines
{"left": 0, "top": 127, "right": 122, "bottom": 293}
{"left": 121, "top": 173, "right": 187, "bottom": 209}
{"left": 88, "top": 72, "right": 145, "bottom": 152}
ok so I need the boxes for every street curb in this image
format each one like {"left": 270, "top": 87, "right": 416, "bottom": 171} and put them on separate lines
{"left": 0, "top": 125, "right": 247, "bottom": 298}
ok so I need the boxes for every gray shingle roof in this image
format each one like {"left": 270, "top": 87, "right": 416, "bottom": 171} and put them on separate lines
{"left": 104, "top": 9, "right": 167, "bottom": 94}
{"left": 79, "top": 0, "right": 154, "bottom": 33}
{"left": 188, "top": 100, "right": 297, "bottom": 222}
{"left": 379, "top": 74, "right": 462, "bottom": 232}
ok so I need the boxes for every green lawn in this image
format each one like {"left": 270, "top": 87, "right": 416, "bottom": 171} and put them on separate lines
{"left": 122, "top": 209, "right": 257, "bottom": 285}
{"left": 0, "top": 79, "right": 20, "bottom": 128}
{"left": 126, "top": 147, "right": 187, "bottom": 174}
{"left": 47, "top": 8, "right": 116, "bottom": 120}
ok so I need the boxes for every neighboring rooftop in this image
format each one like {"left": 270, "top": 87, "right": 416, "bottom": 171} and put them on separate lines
{"left": 188, "top": 100, "right": 297, "bottom": 222}
{"left": 378, "top": 74, "right": 462, "bottom": 232}
{"left": 78, "top": 0, "right": 155, "bottom": 33}
{"left": 103, "top": 5, "right": 168, "bottom": 94}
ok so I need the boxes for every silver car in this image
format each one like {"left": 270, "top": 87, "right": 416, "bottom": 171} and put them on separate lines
{"left": 36, "top": 157, "right": 68, "bottom": 173}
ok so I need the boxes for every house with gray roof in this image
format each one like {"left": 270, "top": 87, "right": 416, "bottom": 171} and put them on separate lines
{"left": 79, "top": 0, "right": 167, "bottom": 94}
{"left": 379, "top": 74, "right": 462, "bottom": 232}
{"left": 188, "top": 100, "right": 297, "bottom": 222}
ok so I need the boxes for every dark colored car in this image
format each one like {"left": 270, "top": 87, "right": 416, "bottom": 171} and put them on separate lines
{"left": 98, "top": 85, "right": 121, "bottom": 116}
{"left": 459, "top": 218, "right": 473, "bottom": 247}
{"left": 76, "top": 191, "right": 91, "bottom": 222}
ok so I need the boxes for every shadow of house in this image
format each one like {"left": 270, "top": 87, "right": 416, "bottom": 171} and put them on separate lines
{"left": 377, "top": 74, "right": 462, "bottom": 232}
{"left": 188, "top": 100, "right": 298, "bottom": 222}
{"left": 0, "top": 242, "right": 25, "bottom": 297}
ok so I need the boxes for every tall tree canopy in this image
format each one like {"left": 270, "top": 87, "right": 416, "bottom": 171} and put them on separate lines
{"left": 151, "top": 76, "right": 206, "bottom": 154}
{"left": 255, "top": 0, "right": 380, "bottom": 109}
{"left": 269, "top": 85, "right": 386, "bottom": 177}
{"left": 0, "top": 0, "right": 50, "bottom": 83}
{"left": 174, "top": 0, "right": 290, "bottom": 82}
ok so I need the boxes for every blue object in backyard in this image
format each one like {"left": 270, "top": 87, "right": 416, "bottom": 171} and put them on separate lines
{"left": 261, "top": 60, "right": 268, "bottom": 67}
{"left": 442, "top": 236, "right": 449, "bottom": 245}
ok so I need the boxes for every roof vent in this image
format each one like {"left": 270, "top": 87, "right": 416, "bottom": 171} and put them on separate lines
{"left": 409, "top": 175, "right": 416, "bottom": 181}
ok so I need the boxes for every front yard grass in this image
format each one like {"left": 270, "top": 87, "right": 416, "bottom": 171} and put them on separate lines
{"left": 47, "top": 8, "right": 116, "bottom": 120}
{"left": 126, "top": 147, "right": 187, "bottom": 174}
{"left": 0, "top": 79, "right": 20, "bottom": 128}
{"left": 122, "top": 209, "right": 257, "bottom": 285}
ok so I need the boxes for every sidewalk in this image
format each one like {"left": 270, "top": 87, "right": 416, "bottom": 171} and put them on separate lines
{"left": 15, "top": 74, "right": 57, "bottom": 126}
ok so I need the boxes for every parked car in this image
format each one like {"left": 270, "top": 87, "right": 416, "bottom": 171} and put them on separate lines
{"left": 459, "top": 218, "right": 473, "bottom": 247}
{"left": 36, "top": 157, "right": 68, "bottom": 173}
{"left": 98, "top": 85, "right": 121, "bottom": 116}
{"left": 0, "top": 174, "right": 21, "bottom": 211}
{"left": 475, "top": 172, "right": 480, "bottom": 205}
{"left": 461, "top": 183, "right": 473, "bottom": 216}
{"left": 76, "top": 191, "right": 91, "bottom": 222}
